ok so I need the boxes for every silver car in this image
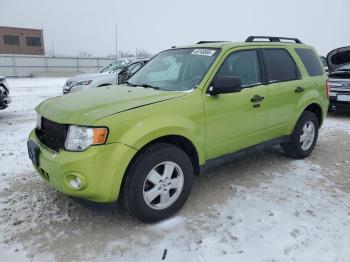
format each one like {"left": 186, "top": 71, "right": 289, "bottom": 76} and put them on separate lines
{"left": 0, "top": 76, "right": 11, "bottom": 110}
{"left": 63, "top": 59, "right": 132, "bottom": 94}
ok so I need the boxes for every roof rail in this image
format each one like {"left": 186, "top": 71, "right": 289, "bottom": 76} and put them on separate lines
{"left": 245, "top": 36, "right": 303, "bottom": 44}
{"left": 196, "top": 41, "right": 228, "bottom": 44}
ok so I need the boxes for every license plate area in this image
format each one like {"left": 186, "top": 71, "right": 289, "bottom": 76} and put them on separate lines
{"left": 27, "top": 140, "right": 40, "bottom": 166}
{"left": 337, "top": 95, "right": 350, "bottom": 102}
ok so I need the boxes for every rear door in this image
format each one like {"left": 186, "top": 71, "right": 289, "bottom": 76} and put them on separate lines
{"left": 262, "top": 48, "right": 304, "bottom": 139}
{"left": 204, "top": 48, "right": 268, "bottom": 159}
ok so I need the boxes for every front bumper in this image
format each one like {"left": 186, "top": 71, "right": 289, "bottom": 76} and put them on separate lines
{"left": 28, "top": 130, "right": 137, "bottom": 202}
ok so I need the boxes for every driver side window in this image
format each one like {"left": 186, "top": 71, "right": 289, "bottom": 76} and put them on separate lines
{"left": 216, "top": 50, "right": 261, "bottom": 87}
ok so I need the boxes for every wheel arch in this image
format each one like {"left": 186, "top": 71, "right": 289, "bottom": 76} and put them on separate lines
{"left": 288, "top": 101, "right": 324, "bottom": 135}
{"left": 127, "top": 134, "right": 200, "bottom": 177}
{"left": 118, "top": 134, "right": 201, "bottom": 201}
{"left": 304, "top": 103, "right": 323, "bottom": 126}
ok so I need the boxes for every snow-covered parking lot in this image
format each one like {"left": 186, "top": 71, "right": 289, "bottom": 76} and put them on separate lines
{"left": 1, "top": 78, "right": 350, "bottom": 262}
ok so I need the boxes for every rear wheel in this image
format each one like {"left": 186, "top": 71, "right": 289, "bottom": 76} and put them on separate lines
{"left": 122, "top": 143, "right": 194, "bottom": 223}
{"left": 282, "top": 111, "right": 319, "bottom": 159}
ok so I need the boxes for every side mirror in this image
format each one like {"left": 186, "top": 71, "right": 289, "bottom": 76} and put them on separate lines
{"left": 207, "top": 76, "right": 242, "bottom": 96}
{"left": 118, "top": 69, "right": 128, "bottom": 84}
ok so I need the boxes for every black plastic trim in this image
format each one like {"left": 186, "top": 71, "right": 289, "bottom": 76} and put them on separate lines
{"left": 200, "top": 136, "right": 290, "bottom": 173}
{"left": 246, "top": 36, "right": 303, "bottom": 44}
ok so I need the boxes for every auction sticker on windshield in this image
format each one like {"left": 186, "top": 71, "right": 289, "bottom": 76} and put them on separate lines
{"left": 191, "top": 49, "right": 216, "bottom": 56}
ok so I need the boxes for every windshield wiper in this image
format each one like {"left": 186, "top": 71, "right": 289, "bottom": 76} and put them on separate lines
{"left": 125, "top": 81, "right": 137, "bottom": 87}
{"left": 139, "top": 84, "right": 160, "bottom": 90}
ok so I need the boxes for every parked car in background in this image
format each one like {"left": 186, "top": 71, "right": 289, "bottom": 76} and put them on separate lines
{"left": 118, "top": 58, "right": 149, "bottom": 84}
{"left": 320, "top": 56, "right": 329, "bottom": 73}
{"left": 0, "top": 76, "right": 11, "bottom": 110}
{"left": 327, "top": 46, "right": 350, "bottom": 111}
{"left": 63, "top": 58, "right": 133, "bottom": 94}
{"left": 28, "top": 36, "right": 329, "bottom": 223}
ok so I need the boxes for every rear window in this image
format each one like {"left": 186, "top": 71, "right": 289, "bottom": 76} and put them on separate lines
{"left": 263, "top": 49, "right": 300, "bottom": 82}
{"left": 295, "top": 48, "right": 324, "bottom": 76}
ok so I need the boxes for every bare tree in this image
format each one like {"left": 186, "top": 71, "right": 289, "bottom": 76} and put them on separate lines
{"left": 118, "top": 50, "right": 133, "bottom": 58}
{"left": 79, "top": 51, "right": 93, "bottom": 57}
{"left": 136, "top": 49, "right": 152, "bottom": 57}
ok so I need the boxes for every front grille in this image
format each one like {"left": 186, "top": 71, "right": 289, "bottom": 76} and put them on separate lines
{"left": 35, "top": 117, "right": 67, "bottom": 152}
{"left": 329, "top": 79, "right": 350, "bottom": 94}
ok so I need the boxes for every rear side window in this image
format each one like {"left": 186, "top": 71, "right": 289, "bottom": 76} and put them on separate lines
{"left": 263, "top": 49, "right": 300, "bottom": 82}
{"left": 295, "top": 48, "right": 324, "bottom": 76}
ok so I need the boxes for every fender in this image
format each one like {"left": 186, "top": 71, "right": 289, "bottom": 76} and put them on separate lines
{"left": 118, "top": 114, "right": 206, "bottom": 165}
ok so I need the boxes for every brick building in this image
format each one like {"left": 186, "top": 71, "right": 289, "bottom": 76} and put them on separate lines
{"left": 0, "top": 26, "right": 44, "bottom": 55}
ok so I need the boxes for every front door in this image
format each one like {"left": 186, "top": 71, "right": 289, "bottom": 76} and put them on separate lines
{"left": 204, "top": 48, "right": 268, "bottom": 159}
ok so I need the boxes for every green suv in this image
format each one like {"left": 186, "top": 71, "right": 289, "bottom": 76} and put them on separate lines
{"left": 28, "top": 36, "right": 329, "bottom": 223}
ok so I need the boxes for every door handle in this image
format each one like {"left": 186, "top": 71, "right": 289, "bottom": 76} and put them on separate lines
{"left": 250, "top": 95, "right": 265, "bottom": 103}
{"left": 295, "top": 86, "right": 305, "bottom": 93}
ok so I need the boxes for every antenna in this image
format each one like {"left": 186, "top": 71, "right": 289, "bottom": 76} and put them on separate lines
{"left": 115, "top": 24, "right": 118, "bottom": 84}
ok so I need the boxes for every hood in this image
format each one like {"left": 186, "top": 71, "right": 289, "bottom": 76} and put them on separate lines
{"left": 36, "top": 85, "right": 187, "bottom": 125}
{"left": 66, "top": 73, "right": 98, "bottom": 83}
{"left": 327, "top": 46, "right": 350, "bottom": 72}
{"left": 86, "top": 72, "right": 118, "bottom": 82}
{"left": 66, "top": 71, "right": 118, "bottom": 85}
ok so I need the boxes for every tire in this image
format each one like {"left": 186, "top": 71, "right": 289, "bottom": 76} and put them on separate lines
{"left": 122, "top": 143, "right": 194, "bottom": 223}
{"left": 282, "top": 111, "right": 319, "bottom": 159}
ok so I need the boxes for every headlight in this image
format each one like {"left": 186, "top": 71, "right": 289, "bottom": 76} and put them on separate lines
{"left": 72, "top": 80, "right": 93, "bottom": 87}
{"left": 36, "top": 114, "right": 42, "bottom": 129}
{"left": 65, "top": 125, "right": 108, "bottom": 152}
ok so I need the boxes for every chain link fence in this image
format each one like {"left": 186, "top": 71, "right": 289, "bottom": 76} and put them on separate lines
{"left": 0, "top": 54, "right": 116, "bottom": 77}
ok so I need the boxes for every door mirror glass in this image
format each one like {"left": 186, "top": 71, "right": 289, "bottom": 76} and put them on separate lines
{"left": 208, "top": 76, "right": 242, "bottom": 95}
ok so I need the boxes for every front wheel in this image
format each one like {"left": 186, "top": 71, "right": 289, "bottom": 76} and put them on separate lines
{"left": 122, "top": 143, "right": 194, "bottom": 223}
{"left": 282, "top": 111, "right": 319, "bottom": 159}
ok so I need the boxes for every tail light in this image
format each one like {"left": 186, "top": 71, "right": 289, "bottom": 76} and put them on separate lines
{"left": 326, "top": 79, "right": 330, "bottom": 98}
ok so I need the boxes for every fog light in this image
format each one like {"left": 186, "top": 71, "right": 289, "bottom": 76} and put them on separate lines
{"left": 64, "top": 172, "right": 87, "bottom": 190}
{"left": 69, "top": 176, "right": 81, "bottom": 189}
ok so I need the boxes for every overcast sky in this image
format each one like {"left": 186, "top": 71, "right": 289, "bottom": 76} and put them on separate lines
{"left": 0, "top": 0, "right": 349, "bottom": 57}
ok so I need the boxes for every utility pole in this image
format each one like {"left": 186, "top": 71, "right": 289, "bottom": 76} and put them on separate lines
{"left": 51, "top": 41, "right": 55, "bottom": 57}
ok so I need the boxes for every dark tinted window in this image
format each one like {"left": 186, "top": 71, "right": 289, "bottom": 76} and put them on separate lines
{"left": 216, "top": 50, "right": 261, "bottom": 87}
{"left": 263, "top": 49, "right": 299, "bottom": 82}
{"left": 3, "top": 35, "right": 19, "bottom": 45}
{"left": 26, "top": 37, "right": 41, "bottom": 47}
{"left": 295, "top": 48, "right": 324, "bottom": 76}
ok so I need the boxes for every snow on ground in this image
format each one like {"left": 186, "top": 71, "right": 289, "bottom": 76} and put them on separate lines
{"left": 0, "top": 78, "right": 350, "bottom": 262}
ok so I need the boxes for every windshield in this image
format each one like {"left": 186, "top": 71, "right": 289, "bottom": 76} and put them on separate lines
{"left": 99, "top": 60, "right": 129, "bottom": 73}
{"left": 127, "top": 48, "right": 219, "bottom": 91}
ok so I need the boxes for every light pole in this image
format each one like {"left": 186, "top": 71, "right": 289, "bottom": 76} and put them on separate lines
{"left": 115, "top": 24, "right": 118, "bottom": 84}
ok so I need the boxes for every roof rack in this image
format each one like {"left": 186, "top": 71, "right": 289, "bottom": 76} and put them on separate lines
{"left": 196, "top": 41, "right": 228, "bottom": 44}
{"left": 245, "top": 36, "right": 303, "bottom": 44}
